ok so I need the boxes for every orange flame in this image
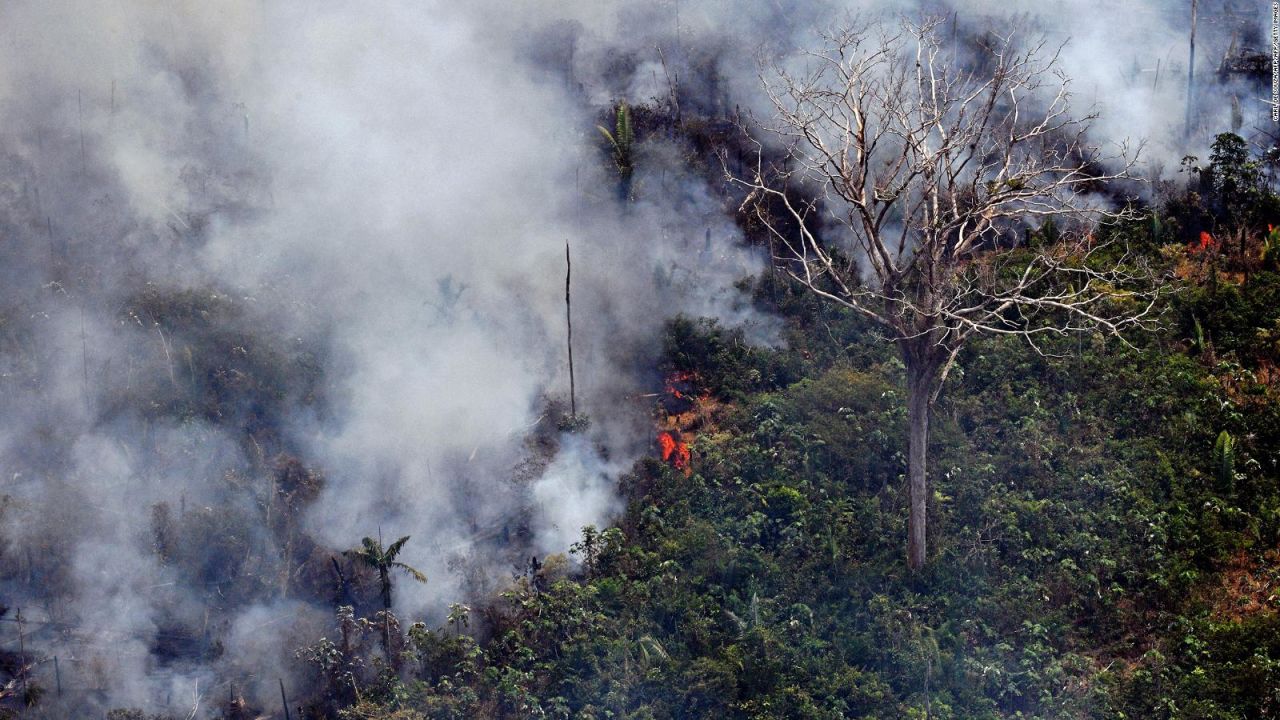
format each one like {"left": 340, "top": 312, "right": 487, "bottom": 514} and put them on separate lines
{"left": 664, "top": 370, "right": 696, "bottom": 400}
{"left": 1197, "top": 231, "right": 1215, "bottom": 252}
{"left": 657, "top": 431, "right": 676, "bottom": 459}
{"left": 657, "top": 431, "right": 691, "bottom": 472}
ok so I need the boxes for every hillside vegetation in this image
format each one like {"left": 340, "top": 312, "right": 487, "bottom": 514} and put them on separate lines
{"left": 272, "top": 131, "right": 1280, "bottom": 719}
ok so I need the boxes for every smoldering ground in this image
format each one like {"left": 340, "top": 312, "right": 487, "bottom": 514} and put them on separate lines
{"left": 0, "top": 0, "right": 1268, "bottom": 716}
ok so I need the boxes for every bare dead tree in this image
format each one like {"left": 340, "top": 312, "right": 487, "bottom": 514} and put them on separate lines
{"left": 566, "top": 240, "right": 577, "bottom": 417}
{"left": 1185, "top": 0, "right": 1198, "bottom": 140}
{"left": 730, "top": 18, "right": 1162, "bottom": 569}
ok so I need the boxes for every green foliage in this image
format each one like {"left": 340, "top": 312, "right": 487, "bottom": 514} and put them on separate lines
{"left": 1192, "top": 316, "right": 1208, "bottom": 355}
{"left": 329, "top": 247, "right": 1280, "bottom": 718}
{"left": 1168, "top": 133, "right": 1280, "bottom": 256}
{"left": 1264, "top": 225, "right": 1280, "bottom": 271}
{"left": 1178, "top": 271, "right": 1280, "bottom": 365}
{"left": 1213, "top": 430, "right": 1237, "bottom": 489}
{"left": 662, "top": 316, "right": 800, "bottom": 400}
{"left": 597, "top": 101, "right": 634, "bottom": 168}
{"left": 598, "top": 101, "right": 636, "bottom": 200}
{"left": 323, "top": 135, "right": 1280, "bottom": 719}
{"left": 1201, "top": 133, "right": 1264, "bottom": 229}
{"left": 348, "top": 535, "right": 427, "bottom": 611}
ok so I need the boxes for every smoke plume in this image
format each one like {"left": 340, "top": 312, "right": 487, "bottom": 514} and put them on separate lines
{"left": 0, "top": 0, "right": 1268, "bottom": 715}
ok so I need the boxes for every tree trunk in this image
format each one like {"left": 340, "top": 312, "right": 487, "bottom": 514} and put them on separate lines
{"left": 619, "top": 170, "right": 634, "bottom": 204}
{"left": 380, "top": 568, "right": 392, "bottom": 656}
{"left": 906, "top": 364, "right": 934, "bottom": 570}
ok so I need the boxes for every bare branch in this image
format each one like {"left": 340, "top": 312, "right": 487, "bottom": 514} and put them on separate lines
{"left": 729, "top": 16, "right": 1157, "bottom": 387}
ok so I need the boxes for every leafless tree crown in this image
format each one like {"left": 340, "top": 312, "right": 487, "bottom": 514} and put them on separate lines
{"left": 732, "top": 17, "right": 1161, "bottom": 389}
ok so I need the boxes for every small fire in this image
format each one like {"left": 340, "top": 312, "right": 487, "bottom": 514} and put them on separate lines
{"left": 664, "top": 370, "right": 697, "bottom": 400}
{"left": 657, "top": 431, "right": 691, "bottom": 472}
{"left": 1194, "top": 230, "right": 1216, "bottom": 253}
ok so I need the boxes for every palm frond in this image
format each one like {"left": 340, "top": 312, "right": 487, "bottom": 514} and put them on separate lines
{"left": 615, "top": 102, "right": 633, "bottom": 149}
{"left": 347, "top": 537, "right": 382, "bottom": 568}
{"left": 637, "top": 635, "right": 669, "bottom": 666}
{"left": 384, "top": 535, "right": 411, "bottom": 562}
{"left": 1214, "top": 430, "right": 1236, "bottom": 486}
{"left": 392, "top": 562, "right": 427, "bottom": 584}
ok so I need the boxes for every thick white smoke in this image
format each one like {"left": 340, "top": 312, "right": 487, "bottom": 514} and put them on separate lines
{"left": 0, "top": 0, "right": 776, "bottom": 713}
{"left": 0, "top": 0, "right": 1267, "bottom": 715}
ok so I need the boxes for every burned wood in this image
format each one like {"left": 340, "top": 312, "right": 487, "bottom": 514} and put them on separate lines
{"left": 565, "top": 240, "right": 577, "bottom": 417}
{"left": 1185, "top": 0, "right": 1197, "bottom": 139}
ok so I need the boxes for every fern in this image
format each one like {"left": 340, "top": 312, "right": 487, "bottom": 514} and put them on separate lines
{"left": 596, "top": 101, "right": 634, "bottom": 172}
{"left": 1213, "top": 430, "right": 1236, "bottom": 488}
{"left": 614, "top": 101, "right": 633, "bottom": 156}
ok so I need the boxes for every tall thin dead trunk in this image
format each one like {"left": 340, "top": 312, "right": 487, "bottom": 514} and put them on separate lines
{"left": 565, "top": 241, "right": 576, "bottom": 417}
{"left": 906, "top": 368, "right": 931, "bottom": 570}
{"left": 380, "top": 567, "right": 392, "bottom": 655}
{"left": 1185, "top": 0, "right": 1198, "bottom": 139}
